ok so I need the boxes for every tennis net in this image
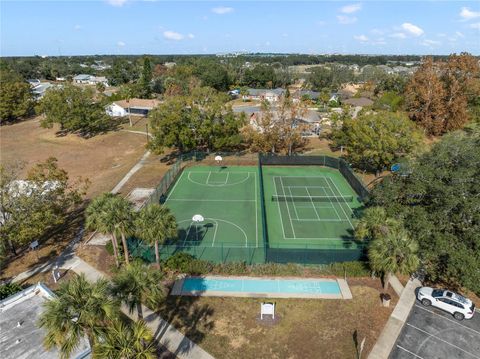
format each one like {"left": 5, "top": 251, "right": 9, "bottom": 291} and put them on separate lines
{"left": 272, "top": 195, "right": 354, "bottom": 203}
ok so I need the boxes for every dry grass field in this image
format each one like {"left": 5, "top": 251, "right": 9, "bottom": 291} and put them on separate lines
{"left": 0, "top": 118, "right": 150, "bottom": 198}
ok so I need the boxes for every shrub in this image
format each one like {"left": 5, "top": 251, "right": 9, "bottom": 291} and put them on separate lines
{"left": 0, "top": 282, "right": 23, "bottom": 300}
{"left": 105, "top": 240, "right": 123, "bottom": 257}
{"left": 164, "top": 252, "right": 196, "bottom": 273}
{"left": 186, "top": 259, "right": 214, "bottom": 275}
{"left": 328, "top": 261, "right": 371, "bottom": 277}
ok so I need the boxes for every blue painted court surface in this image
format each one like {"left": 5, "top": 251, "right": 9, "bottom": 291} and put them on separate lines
{"left": 181, "top": 277, "right": 341, "bottom": 295}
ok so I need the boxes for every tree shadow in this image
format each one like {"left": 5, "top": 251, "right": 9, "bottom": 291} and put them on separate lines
{"left": 53, "top": 118, "right": 125, "bottom": 138}
{"left": 153, "top": 294, "right": 215, "bottom": 356}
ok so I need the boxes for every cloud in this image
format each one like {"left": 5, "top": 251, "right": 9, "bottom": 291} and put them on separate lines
{"left": 341, "top": 3, "right": 362, "bottom": 14}
{"left": 421, "top": 39, "right": 441, "bottom": 47}
{"left": 74, "top": 24, "right": 82, "bottom": 30}
{"left": 455, "top": 31, "right": 465, "bottom": 37}
{"left": 211, "top": 6, "right": 234, "bottom": 15}
{"left": 354, "top": 34, "right": 369, "bottom": 42}
{"left": 337, "top": 15, "right": 357, "bottom": 24}
{"left": 316, "top": 20, "right": 327, "bottom": 26}
{"left": 106, "top": 0, "right": 127, "bottom": 7}
{"left": 460, "top": 7, "right": 480, "bottom": 21}
{"left": 470, "top": 22, "right": 480, "bottom": 29}
{"left": 163, "top": 31, "right": 195, "bottom": 41}
{"left": 390, "top": 32, "right": 407, "bottom": 39}
{"left": 117, "top": 41, "right": 126, "bottom": 47}
{"left": 163, "top": 31, "right": 184, "bottom": 41}
{"left": 401, "top": 22, "right": 424, "bottom": 36}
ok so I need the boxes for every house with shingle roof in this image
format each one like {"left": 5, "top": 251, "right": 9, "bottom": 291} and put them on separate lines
{"left": 106, "top": 98, "right": 162, "bottom": 117}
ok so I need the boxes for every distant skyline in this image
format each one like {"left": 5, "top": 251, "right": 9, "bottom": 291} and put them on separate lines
{"left": 1, "top": 0, "right": 479, "bottom": 56}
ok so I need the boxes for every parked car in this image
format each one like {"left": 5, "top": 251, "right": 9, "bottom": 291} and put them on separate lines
{"left": 417, "top": 287, "right": 476, "bottom": 320}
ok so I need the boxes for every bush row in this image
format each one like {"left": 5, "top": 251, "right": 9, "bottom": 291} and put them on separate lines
{"left": 163, "top": 252, "right": 371, "bottom": 277}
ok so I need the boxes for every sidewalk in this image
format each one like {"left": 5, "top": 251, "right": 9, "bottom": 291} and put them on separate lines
{"left": 368, "top": 278, "right": 421, "bottom": 359}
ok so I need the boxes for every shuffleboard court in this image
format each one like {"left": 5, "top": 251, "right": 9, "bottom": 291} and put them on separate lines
{"left": 262, "top": 166, "right": 363, "bottom": 249}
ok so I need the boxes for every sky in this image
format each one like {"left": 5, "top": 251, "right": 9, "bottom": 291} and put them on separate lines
{"left": 1, "top": 0, "right": 479, "bottom": 56}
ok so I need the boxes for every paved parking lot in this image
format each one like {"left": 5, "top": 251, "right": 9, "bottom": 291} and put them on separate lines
{"left": 390, "top": 301, "right": 480, "bottom": 359}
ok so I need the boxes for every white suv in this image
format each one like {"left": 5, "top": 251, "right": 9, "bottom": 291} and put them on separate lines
{"left": 417, "top": 287, "right": 476, "bottom": 320}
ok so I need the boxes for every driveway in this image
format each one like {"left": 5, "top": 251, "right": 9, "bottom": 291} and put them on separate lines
{"left": 390, "top": 299, "right": 480, "bottom": 359}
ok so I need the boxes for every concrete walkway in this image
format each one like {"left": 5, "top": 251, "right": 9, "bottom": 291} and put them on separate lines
{"left": 111, "top": 150, "right": 151, "bottom": 194}
{"left": 368, "top": 278, "right": 421, "bottom": 359}
{"left": 13, "top": 254, "right": 214, "bottom": 359}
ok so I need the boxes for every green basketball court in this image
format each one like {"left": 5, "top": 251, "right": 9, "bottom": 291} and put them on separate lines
{"left": 165, "top": 166, "right": 262, "bottom": 249}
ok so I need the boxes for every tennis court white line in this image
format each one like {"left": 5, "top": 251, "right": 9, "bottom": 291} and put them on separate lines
{"left": 224, "top": 172, "right": 230, "bottom": 184}
{"left": 396, "top": 345, "right": 425, "bottom": 359}
{"left": 274, "top": 178, "right": 288, "bottom": 240}
{"left": 206, "top": 171, "right": 212, "bottom": 184}
{"left": 306, "top": 188, "right": 321, "bottom": 220}
{"left": 326, "top": 178, "right": 354, "bottom": 229}
{"left": 321, "top": 185, "right": 343, "bottom": 221}
{"left": 288, "top": 186, "right": 300, "bottom": 220}
{"left": 279, "top": 176, "right": 296, "bottom": 238}
{"left": 286, "top": 185, "right": 330, "bottom": 189}
{"left": 168, "top": 198, "right": 256, "bottom": 202}
{"left": 276, "top": 176, "right": 331, "bottom": 178}
{"left": 291, "top": 218, "right": 344, "bottom": 222}
{"left": 328, "top": 177, "right": 355, "bottom": 216}
{"left": 165, "top": 170, "right": 185, "bottom": 204}
{"left": 414, "top": 305, "right": 480, "bottom": 336}
{"left": 405, "top": 323, "right": 480, "bottom": 358}
{"left": 282, "top": 236, "right": 351, "bottom": 240}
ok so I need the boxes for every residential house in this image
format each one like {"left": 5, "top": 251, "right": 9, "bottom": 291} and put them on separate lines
{"left": 248, "top": 108, "right": 322, "bottom": 137}
{"left": 295, "top": 90, "right": 321, "bottom": 103}
{"left": 73, "top": 74, "right": 109, "bottom": 87}
{"left": 106, "top": 98, "right": 162, "bottom": 117}
{"left": 243, "top": 88, "right": 286, "bottom": 102}
{"left": 0, "top": 283, "right": 91, "bottom": 359}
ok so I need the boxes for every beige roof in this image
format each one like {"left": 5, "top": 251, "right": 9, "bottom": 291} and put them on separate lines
{"left": 114, "top": 98, "right": 162, "bottom": 110}
{"left": 343, "top": 97, "right": 374, "bottom": 107}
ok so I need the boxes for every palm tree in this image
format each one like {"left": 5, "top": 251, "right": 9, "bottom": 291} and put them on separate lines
{"left": 93, "top": 319, "right": 156, "bottom": 359}
{"left": 368, "top": 227, "right": 420, "bottom": 291}
{"left": 85, "top": 193, "right": 121, "bottom": 268}
{"left": 38, "top": 274, "right": 119, "bottom": 359}
{"left": 109, "top": 196, "right": 135, "bottom": 266}
{"left": 354, "top": 206, "right": 401, "bottom": 241}
{"left": 135, "top": 204, "right": 177, "bottom": 269}
{"left": 112, "top": 260, "right": 165, "bottom": 320}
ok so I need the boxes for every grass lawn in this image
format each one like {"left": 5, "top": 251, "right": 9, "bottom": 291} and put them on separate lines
{"left": 157, "top": 278, "right": 396, "bottom": 359}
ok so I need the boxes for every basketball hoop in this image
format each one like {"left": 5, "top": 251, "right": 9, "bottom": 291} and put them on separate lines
{"left": 215, "top": 155, "right": 223, "bottom": 166}
{"left": 192, "top": 214, "right": 204, "bottom": 242}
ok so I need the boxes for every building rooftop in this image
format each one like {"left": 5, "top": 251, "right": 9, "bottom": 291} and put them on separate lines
{"left": 0, "top": 283, "right": 90, "bottom": 359}
{"left": 114, "top": 98, "right": 162, "bottom": 110}
{"left": 73, "top": 74, "right": 92, "bottom": 80}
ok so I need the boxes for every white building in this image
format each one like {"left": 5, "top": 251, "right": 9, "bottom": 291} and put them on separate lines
{"left": 106, "top": 98, "right": 162, "bottom": 117}
{"left": 0, "top": 283, "right": 91, "bottom": 359}
{"left": 243, "top": 88, "right": 286, "bottom": 102}
{"left": 73, "top": 74, "right": 109, "bottom": 87}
